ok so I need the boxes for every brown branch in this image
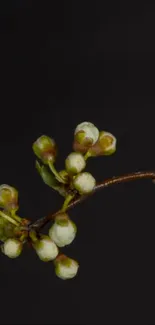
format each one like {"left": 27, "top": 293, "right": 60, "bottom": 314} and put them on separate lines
{"left": 29, "top": 171, "right": 155, "bottom": 231}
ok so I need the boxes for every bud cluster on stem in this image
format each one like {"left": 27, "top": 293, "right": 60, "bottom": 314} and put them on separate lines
{"left": 3, "top": 120, "right": 154, "bottom": 281}
{"left": 0, "top": 121, "right": 117, "bottom": 279}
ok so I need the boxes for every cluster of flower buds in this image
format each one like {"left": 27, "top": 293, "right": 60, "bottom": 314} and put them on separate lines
{"left": 0, "top": 183, "right": 27, "bottom": 260}
{"left": 64, "top": 152, "right": 96, "bottom": 194}
{"left": 64, "top": 121, "right": 116, "bottom": 194}
{"left": 73, "top": 121, "right": 116, "bottom": 157}
{"left": 32, "top": 121, "right": 116, "bottom": 196}
{"left": 30, "top": 121, "right": 117, "bottom": 279}
{"left": 31, "top": 213, "right": 78, "bottom": 279}
{"left": 30, "top": 226, "right": 78, "bottom": 279}
{"left": 0, "top": 183, "right": 78, "bottom": 280}
{"left": 0, "top": 121, "right": 116, "bottom": 280}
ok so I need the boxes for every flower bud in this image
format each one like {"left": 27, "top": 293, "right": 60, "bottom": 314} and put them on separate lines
{"left": 1, "top": 238, "right": 22, "bottom": 258}
{"left": 73, "top": 122, "right": 99, "bottom": 153}
{"left": 73, "top": 172, "right": 96, "bottom": 194}
{"left": 49, "top": 213, "right": 77, "bottom": 247}
{"left": 54, "top": 254, "right": 79, "bottom": 280}
{"left": 88, "top": 131, "right": 117, "bottom": 156}
{"left": 33, "top": 236, "right": 58, "bottom": 262}
{"left": 0, "top": 184, "right": 18, "bottom": 212}
{"left": 75, "top": 122, "right": 99, "bottom": 146}
{"left": 32, "top": 135, "right": 57, "bottom": 164}
{"left": 65, "top": 152, "right": 86, "bottom": 175}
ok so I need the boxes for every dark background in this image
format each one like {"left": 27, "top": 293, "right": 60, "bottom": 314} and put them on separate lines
{"left": 0, "top": 1, "right": 155, "bottom": 324}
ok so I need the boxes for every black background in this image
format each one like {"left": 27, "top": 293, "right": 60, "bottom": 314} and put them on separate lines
{"left": 0, "top": 1, "right": 155, "bottom": 324}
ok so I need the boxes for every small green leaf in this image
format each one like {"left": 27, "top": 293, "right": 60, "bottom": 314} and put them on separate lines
{"left": 35, "top": 161, "right": 67, "bottom": 197}
{"left": 36, "top": 161, "right": 59, "bottom": 187}
{"left": 0, "top": 216, "right": 16, "bottom": 242}
{"left": 36, "top": 160, "right": 42, "bottom": 174}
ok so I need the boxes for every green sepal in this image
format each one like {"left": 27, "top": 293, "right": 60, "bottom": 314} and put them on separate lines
{"left": 102, "top": 147, "right": 116, "bottom": 156}
{"left": 55, "top": 213, "right": 69, "bottom": 226}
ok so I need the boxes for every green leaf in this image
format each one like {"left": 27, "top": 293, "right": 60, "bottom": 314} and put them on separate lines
{"left": 35, "top": 160, "right": 42, "bottom": 174}
{"left": 36, "top": 160, "right": 59, "bottom": 187}
{"left": 0, "top": 216, "right": 16, "bottom": 242}
{"left": 35, "top": 161, "right": 67, "bottom": 197}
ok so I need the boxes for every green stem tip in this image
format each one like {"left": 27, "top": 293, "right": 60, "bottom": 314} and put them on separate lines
{"left": 48, "top": 161, "right": 66, "bottom": 184}
{"left": 61, "top": 194, "right": 75, "bottom": 212}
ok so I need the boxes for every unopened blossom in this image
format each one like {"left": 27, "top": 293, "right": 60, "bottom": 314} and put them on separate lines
{"left": 33, "top": 236, "right": 59, "bottom": 262}
{"left": 49, "top": 213, "right": 77, "bottom": 247}
{"left": 89, "top": 131, "right": 117, "bottom": 156}
{"left": 73, "top": 172, "right": 96, "bottom": 194}
{"left": 65, "top": 152, "right": 86, "bottom": 174}
{"left": 2, "top": 238, "right": 22, "bottom": 258}
{"left": 73, "top": 121, "right": 99, "bottom": 153}
{"left": 32, "top": 135, "right": 57, "bottom": 164}
{"left": 54, "top": 254, "right": 79, "bottom": 280}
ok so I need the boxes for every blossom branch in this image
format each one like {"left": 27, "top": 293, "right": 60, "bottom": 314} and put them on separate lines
{"left": 30, "top": 170, "right": 155, "bottom": 231}
{"left": 1, "top": 121, "right": 155, "bottom": 280}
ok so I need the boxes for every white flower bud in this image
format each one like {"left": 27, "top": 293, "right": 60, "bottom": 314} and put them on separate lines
{"left": 74, "top": 121, "right": 99, "bottom": 146}
{"left": 65, "top": 152, "right": 86, "bottom": 174}
{"left": 55, "top": 255, "right": 79, "bottom": 280}
{"left": 33, "top": 237, "right": 58, "bottom": 262}
{"left": 49, "top": 214, "right": 77, "bottom": 247}
{"left": 73, "top": 172, "right": 96, "bottom": 194}
{"left": 2, "top": 238, "right": 22, "bottom": 258}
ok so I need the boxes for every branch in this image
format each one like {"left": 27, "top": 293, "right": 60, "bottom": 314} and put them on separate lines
{"left": 29, "top": 171, "right": 155, "bottom": 231}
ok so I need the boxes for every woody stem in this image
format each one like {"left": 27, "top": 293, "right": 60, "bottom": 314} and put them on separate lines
{"left": 29, "top": 171, "right": 155, "bottom": 231}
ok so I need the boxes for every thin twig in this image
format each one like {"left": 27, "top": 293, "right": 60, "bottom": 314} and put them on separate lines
{"left": 29, "top": 171, "right": 155, "bottom": 231}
